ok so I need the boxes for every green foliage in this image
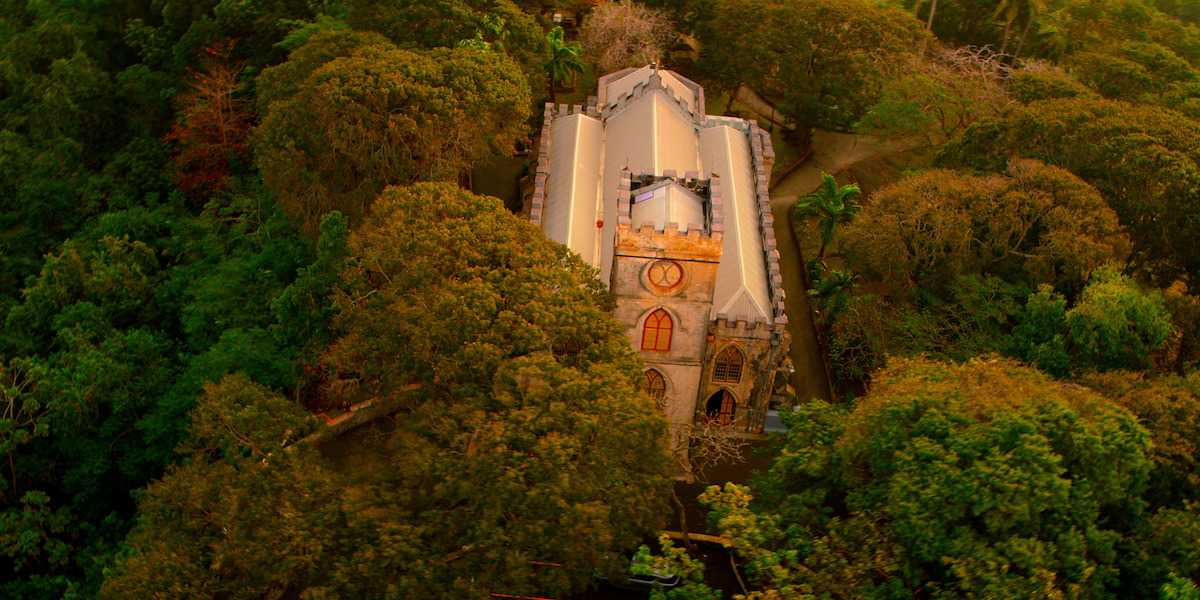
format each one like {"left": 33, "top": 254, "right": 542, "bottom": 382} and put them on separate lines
{"left": 344, "top": 0, "right": 546, "bottom": 72}
{"left": 545, "top": 25, "right": 585, "bottom": 102}
{"left": 843, "top": 159, "right": 1128, "bottom": 296}
{"left": 180, "top": 374, "right": 317, "bottom": 461}
{"left": 794, "top": 172, "right": 861, "bottom": 262}
{"left": 697, "top": 0, "right": 925, "bottom": 130}
{"left": 939, "top": 89, "right": 1200, "bottom": 283}
{"left": 1009, "top": 69, "right": 1099, "bottom": 103}
{"left": 254, "top": 30, "right": 531, "bottom": 230}
{"left": 1079, "top": 371, "right": 1200, "bottom": 509}
{"left": 707, "top": 357, "right": 1154, "bottom": 599}
{"left": 100, "top": 449, "right": 347, "bottom": 600}
{"left": 1065, "top": 267, "right": 1172, "bottom": 372}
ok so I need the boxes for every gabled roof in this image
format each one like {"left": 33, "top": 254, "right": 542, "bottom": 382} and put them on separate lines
{"left": 598, "top": 90, "right": 700, "bottom": 282}
{"left": 542, "top": 113, "right": 604, "bottom": 265}
{"left": 537, "top": 66, "right": 776, "bottom": 326}
{"left": 700, "top": 125, "right": 772, "bottom": 324}
{"left": 630, "top": 179, "right": 706, "bottom": 232}
{"left": 597, "top": 65, "right": 703, "bottom": 115}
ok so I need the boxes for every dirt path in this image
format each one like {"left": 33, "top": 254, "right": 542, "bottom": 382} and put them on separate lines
{"left": 770, "top": 129, "right": 886, "bottom": 402}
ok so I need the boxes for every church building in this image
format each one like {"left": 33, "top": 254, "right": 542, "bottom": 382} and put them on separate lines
{"left": 524, "top": 66, "right": 792, "bottom": 434}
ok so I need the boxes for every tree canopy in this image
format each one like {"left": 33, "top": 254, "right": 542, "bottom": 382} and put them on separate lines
{"left": 699, "top": 357, "right": 1155, "bottom": 599}
{"left": 842, "top": 159, "right": 1128, "bottom": 295}
{"left": 102, "top": 183, "right": 673, "bottom": 599}
{"left": 254, "top": 30, "right": 530, "bottom": 230}
{"left": 698, "top": 0, "right": 925, "bottom": 132}
{"left": 938, "top": 97, "right": 1200, "bottom": 283}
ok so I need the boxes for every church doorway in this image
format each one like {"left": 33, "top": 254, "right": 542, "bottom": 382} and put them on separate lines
{"left": 704, "top": 390, "right": 737, "bottom": 427}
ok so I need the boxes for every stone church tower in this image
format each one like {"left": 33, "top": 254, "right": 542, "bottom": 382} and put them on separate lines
{"left": 524, "top": 66, "right": 792, "bottom": 434}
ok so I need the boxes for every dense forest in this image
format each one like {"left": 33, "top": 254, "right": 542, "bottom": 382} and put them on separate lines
{"left": 0, "top": 0, "right": 1198, "bottom": 599}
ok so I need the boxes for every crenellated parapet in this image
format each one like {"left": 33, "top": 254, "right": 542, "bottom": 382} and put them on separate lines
{"left": 747, "top": 121, "right": 788, "bottom": 331}
{"left": 599, "top": 71, "right": 705, "bottom": 125}
{"left": 526, "top": 103, "right": 555, "bottom": 227}
{"left": 614, "top": 169, "right": 725, "bottom": 261}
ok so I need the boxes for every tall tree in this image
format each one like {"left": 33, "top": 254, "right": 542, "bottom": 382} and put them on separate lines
{"left": 321, "top": 182, "right": 673, "bottom": 596}
{"left": 545, "top": 26, "right": 585, "bottom": 103}
{"left": 842, "top": 159, "right": 1129, "bottom": 296}
{"left": 254, "top": 30, "right": 531, "bottom": 231}
{"left": 696, "top": 357, "right": 1154, "bottom": 599}
{"left": 579, "top": 0, "right": 675, "bottom": 74}
{"left": 697, "top": 0, "right": 925, "bottom": 141}
{"left": 938, "top": 97, "right": 1200, "bottom": 283}
{"left": 793, "top": 172, "right": 862, "bottom": 264}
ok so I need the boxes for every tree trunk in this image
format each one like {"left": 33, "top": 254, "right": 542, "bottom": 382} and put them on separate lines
{"left": 725, "top": 87, "right": 739, "bottom": 115}
{"left": 1013, "top": 15, "right": 1034, "bottom": 64}
{"left": 999, "top": 19, "right": 1013, "bottom": 56}
{"left": 548, "top": 80, "right": 557, "bottom": 105}
{"left": 926, "top": 0, "right": 938, "bottom": 29}
{"left": 672, "top": 488, "right": 696, "bottom": 551}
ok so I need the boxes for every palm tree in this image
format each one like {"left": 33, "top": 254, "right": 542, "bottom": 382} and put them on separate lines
{"left": 794, "top": 172, "right": 863, "bottom": 263}
{"left": 994, "top": 0, "right": 1021, "bottom": 56}
{"left": 545, "top": 26, "right": 585, "bottom": 104}
{"left": 994, "top": 0, "right": 1047, "bottom": 61}
{"left": 1011, "top": 0, "right": 1049, "bottom": 63}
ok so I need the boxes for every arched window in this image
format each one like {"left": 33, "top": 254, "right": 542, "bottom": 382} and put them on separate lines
{"left": 704, "top": 390, "right": 737, "bottom": 427}
{"left": 644, "top": 369, "right": 666, "bottom": 401}
{"left": 712, "top": 346, "right": 744, "bottom": 383}
{"left": 641, "top": 309, "right": 672, "bottom": 351}
{"left": 552, "top": 338, "right": 581, "bottom": 357}
{"left": 647, "top": 260, "right": 684, "bottom": 291}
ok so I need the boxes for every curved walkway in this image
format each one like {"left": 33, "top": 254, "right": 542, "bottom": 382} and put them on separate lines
{"left": 769, "top": 129, "right": 885, "bottom": 402}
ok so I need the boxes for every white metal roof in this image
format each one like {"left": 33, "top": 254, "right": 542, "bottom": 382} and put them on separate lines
{"left": 542, "top": 113, "right": 604, "bottom": 266}
{"left": 600, "top": 65, "right": 699, "bottom": 113}
{"left": 700, "top": 125, "right": 773, "bottom": 324}
{"left": 538, "top": 68, "right": 774, "bottom": 327}
{"left": 598, "top": 92, "right": 701, "bottom": 282}
{"left": 630, "top": 180, "right": 706, "bottom": 232}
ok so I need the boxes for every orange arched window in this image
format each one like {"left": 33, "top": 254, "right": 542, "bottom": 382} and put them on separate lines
{"left": 641, "top": 309, "right": 673, "bottom": 352}
{"left": 713, "top": 346, "right": 744, "bottom": 383}
{"left": 644, "top": 369, "right": 666, "bottom": 400}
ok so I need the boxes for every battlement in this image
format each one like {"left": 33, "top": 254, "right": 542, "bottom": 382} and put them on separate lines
{"left": 746, "top": 121, "right": 786, "bottom": 326}
{"left": 712, "top": 312, "right": 785, "bottom": 335}
{"left": 600, "top": 70, "right": 704, "bottom": 125}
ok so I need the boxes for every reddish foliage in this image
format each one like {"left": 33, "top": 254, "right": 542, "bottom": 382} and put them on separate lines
{"left": 165, "top": 40, "right": 253, "bottom": 202}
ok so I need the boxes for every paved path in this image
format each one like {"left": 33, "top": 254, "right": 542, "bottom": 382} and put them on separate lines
{"left": 769, "top": 129, "right": 884, "bottom": 402}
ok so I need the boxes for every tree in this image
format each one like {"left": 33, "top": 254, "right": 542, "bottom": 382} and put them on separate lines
{"left": 321, "top": 183, "right": 673, "bottom": 596}
{"left": 1065, "top": 267, "right": 1172, "bottom": 371}
{"left": 794, "top": 172, "right": 862, "bottom": 265}
{"left": 938, "top": 98, "right": 1200, "bottom": 283}
{"left": 1080, "top": 371, "right": 1200, "bottom": 508}
{"left": 254, "top": 30, "right": 530, "bottom": 230}
{"left": 164, "top": 40, "right": 253, "bottom": 203}
{"left": 1008, "top": 267, "right": 1172, "bottom": 376}
{"left": 697, "top": 0, "right": 925, "bottom": 139}
{"left": 343, "top": 0, "right": 548, "bottom": 88}
{"left": 545, "top": 26, "right": 585, "bottom": 103}
{"left": 842, "top": 159, "right": 1128, "bottom": 296}
{"left": 697, "top": 357, "right": 1153, "bottom": 599}
{"left": 579, "top": 0, "right": 675, "bottom": 74}
{"left": 861, "top": 46, "right": 1016, "bottom": 145}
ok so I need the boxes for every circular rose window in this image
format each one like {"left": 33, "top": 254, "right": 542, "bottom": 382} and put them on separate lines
{"left": 647, "top": 260, "right": 684, "bottom": 292}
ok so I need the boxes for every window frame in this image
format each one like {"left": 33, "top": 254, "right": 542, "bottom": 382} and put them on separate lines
{"left": 644, "top": 369, "right": 666, "bottom": 401}
{"left": 712, "top": 345, "right": 745, "bottom": 383}
{"left": 641, "top": 309, "right": 673, "bottom": 352}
